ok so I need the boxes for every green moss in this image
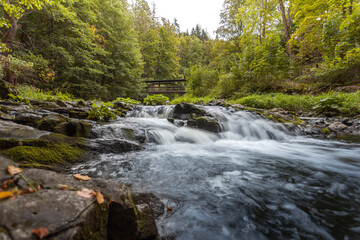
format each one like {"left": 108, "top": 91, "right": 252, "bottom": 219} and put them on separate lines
{"left": 321, "top": 128, "right": 331, "bottom": 135}
{"left": 2, "top": 144, "right": 84, "bottom": 166}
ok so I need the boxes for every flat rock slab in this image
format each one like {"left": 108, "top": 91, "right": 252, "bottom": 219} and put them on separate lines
{"left": 0, "top": 189, "right": 94, "bottom": 240}
{"left": 0, "top": 120, "right": 48, "bottom": 140}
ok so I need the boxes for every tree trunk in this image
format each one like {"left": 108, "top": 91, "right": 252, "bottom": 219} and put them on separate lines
{"left": 349, "top": 0, "right": 353, "bottom": 14}
{"left": 2, "top": 0, "right": 18, "bottom": 85}
{"left": 262, "top": 0, "right": 267, "bottom": 41}
{"left": 279, "top": 0, "right": 293, "bottom": 60}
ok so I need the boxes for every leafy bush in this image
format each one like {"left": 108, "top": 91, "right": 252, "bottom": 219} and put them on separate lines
{"left": 114, "top": 97, "right": 141, "bottom": 105}
{"left": 313, "top": 96, "right": 342, "bottom": 112}
{"left": 16, "top": 85, "right": 77, "bottom": 102}
{"left": 185, "top": 64, "right": 219, "bottom": 97}
{"left": 87, "top": 102, "right": 117, "bottom": 121}
{"left": 7, "top": 93, "right": 30, "bottom": 105}
{"left": 143, "top": 94, "right": 169, "bottom": 105}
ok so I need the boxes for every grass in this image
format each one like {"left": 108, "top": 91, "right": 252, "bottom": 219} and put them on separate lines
{"left": 16, "top": 85, "right": 81, "bottom": 102}
{"left": 172, "top": 91, "right": 360, "bottom": 117}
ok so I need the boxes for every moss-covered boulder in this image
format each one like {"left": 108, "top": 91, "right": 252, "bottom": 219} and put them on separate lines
{"left": 38, "top": 114, "right": 70, "bottom": 132}
{"left": 54, "top": 120, "right": 93, "bottom": 138}
{"left": 14, "top": 112, "right": 43, "bottom": 128}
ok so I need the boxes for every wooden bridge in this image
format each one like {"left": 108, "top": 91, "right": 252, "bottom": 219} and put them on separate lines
{"left": 144, "top": 79, "right": 186, "bottom": 94}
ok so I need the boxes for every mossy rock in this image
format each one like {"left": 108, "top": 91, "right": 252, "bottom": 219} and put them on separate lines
{"left": 54, "top": 120, "right": 93, "bottom": 138}
{"left": 321, "top": 128, "right": 331, "bottom": 135}
{"left": 0, "top": 133, "right": 87, "bottom": 168}
{"left": 194, "top": 116, "right": 221, "bottom": 133}
{"left": 38, "top": 114, "right": 70, "bottom": 132}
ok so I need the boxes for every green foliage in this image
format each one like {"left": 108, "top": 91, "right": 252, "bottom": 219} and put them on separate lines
{"left": 114, "top": 97, "right": 141, "bottom": 105}
{"left": 170, "top": 95, "right": 214, "bottom": 105}
{"left": 186, "top": 64, "right": 218, "bottom": 97}
{"left": 313, "top": 96, "right": 342, "bottom": 112}
{"left": 87, "top": 102, "right": 117, "bottom": 121}
{"left": 143, "top": 94, "right": 169, "bottom": 105}
{"left": 16, "top": 85, "right": 77, "bottom": 102}
{"left": 7, "top": 93, "right": 30, "bottom": 105}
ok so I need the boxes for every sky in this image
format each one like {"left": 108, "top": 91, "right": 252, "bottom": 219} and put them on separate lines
{"left": 146, "top": 0, "right": 224, "bottom": 38}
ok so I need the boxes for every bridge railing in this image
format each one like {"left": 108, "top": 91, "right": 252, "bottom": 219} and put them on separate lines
{"left": 144, "top": 79, "right": 186, "bottom": 94}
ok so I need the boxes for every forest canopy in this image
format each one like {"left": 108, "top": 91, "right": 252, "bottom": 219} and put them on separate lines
{"left": 1, "top": 0, "right": 359, "bottom": 100}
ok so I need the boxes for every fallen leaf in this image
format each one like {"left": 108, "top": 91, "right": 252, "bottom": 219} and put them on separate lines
{"left": 36, "top": 184, "right": 41, "bottom": 191}
{"left": 74, "top": 174, "right": 91, "bottom": 181}
{"left": 0, "top": 191, "right": 12, "bottom": 200}
{"left": 76, "top": 188, "right": 95, "bottom": 199}
{"left": 2, "top": 179, "right": 14, "bottom": 189}
{"left": 8, "top": 165, "right": 23, "bottom": 175}
{"left": 96, "top": 191, "right": 104, "bottom": 204}
{"left": 58, "top": 184, "right": 71, "bottom": 190}
{"left": 32, "top": 227, "right": 49, "bottom": 240}
{"left": 167, "top": 206, "right": 173, "bottom": 212}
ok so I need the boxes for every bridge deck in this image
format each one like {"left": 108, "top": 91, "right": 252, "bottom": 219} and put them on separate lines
{"left": 144, "top": 79, "right": 186, "bottom": 94}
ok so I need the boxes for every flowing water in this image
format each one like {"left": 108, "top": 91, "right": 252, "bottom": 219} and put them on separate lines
{"left": 74, "top": 106, "right": 360, "bottom": 240}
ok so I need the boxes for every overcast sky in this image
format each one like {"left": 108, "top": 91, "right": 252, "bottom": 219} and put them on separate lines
{"left": 146, "top": 0, "right": 224, "bottom": 38}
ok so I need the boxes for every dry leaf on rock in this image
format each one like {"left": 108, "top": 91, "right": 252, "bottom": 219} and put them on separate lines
{"left": 58, "top": 184, "right": 72, "bottom": 190}
{"left": 0, "top": 191, "right": 12, "bottom": 200}
{"left": 74, "top": 174, "right": 91, "bottom": 181}
{"left": 76, "top": 188, "right": 95, "bottom": 199}
{"left": 96, "top": 191, "right": 104, "bottom": 204}
{"left": 2, "top": 179, "right": 14, "bottom": 189}
{"left": 32, "top": 227, "right": 49, "bottom": 240}
{"left": 167, "top": 206, "right": 173, "bottom": 211}
{"left": 8, "top": 165, "right": 23, "bottom": 175}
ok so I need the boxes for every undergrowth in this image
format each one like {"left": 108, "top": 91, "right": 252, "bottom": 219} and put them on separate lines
{"left": 16, "top": 85, "right": 79, "bottom": 102}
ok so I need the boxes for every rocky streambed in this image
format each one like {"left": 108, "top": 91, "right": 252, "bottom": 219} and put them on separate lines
{"left": 0, "top": 99, "right": 360, "bottom": 240}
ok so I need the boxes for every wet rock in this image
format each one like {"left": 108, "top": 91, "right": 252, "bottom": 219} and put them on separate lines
{"left": 113, "top": 101, "right": 132, "bottom": 110}
{"left": 56, "top": 100, "right": 72, "bottom": 108}
{"left": 69, "top": 110, "right": 89, "bottom": 119}
{"left": 54, "top": 120, "right": 93, "bottom": 138}
{"left": 37, "top": 101, "right": 60, "bottom": 109}
{"left": 38, "top": 114, "right": 70, "bottom": 132}
{"left": 342, "top": 118, "right": 353, "bottom": 126}
{"left": 0, "top": 103, "right": 29, "bottom": 113}
{"left": 189, "top": 116, "right": 221, "bottom": 133}
{"left": 328, "top": 122, "right": 348, "bottom": 132}
{"left": 14, "top": 113, "right": 43, "bottom": 127}
{"left": 52, "top": 107, "right": 90, "bottom": 119}
{"left": 133, "top": 193, "right": 165, "bottom": 219}
{"left": 88, "top": 139, "right": 142, "bottom": 153}
{"left": 0, "top": 119, "right": 48, "bottom": 140}
{"left": 173, "top": 103, "right": 206, "bottom": 120}
{"left": 0, "top": 159, "right": 159, "bottom": 240}
{"left": 206, "top": 99, "right": 230, "bottom": 107}
{"left": 0, "top": 111, "right": 14, "bottom": 121}
{"left": 135, "top": 204, "right": 158, "bottom": 240}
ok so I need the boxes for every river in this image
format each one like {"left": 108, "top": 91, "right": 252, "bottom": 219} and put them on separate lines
{"left": 73, "top": 105, "right": 360, "bottom": 240}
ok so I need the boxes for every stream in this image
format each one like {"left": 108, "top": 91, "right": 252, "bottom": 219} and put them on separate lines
{"left": 73, "top": 106, "right": 360, "bottom": 240}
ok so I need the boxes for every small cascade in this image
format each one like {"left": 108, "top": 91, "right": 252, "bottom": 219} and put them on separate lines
{"left": 75, "top": 104, "right": 360, "bottom": 240}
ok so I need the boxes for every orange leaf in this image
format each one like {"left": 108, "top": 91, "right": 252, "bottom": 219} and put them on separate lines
{"left": 74, "top": 174, "right": 91, "bottom": 181}
{"left": 0, "top": 191, "right": 12, "bottom": 200}
{"left": 96, "top": 191, "right": 104, "bottom": 204}
{"left": 8, "top": 165, "right": 23, "bottom": 175}
{"left": 76, "top": 188, "right": 95, "bottom": 199}
{"left": 167, "top": 206, "right": 173, "bottom": 211}
{"left": 32, "top": 227, "right": 49, "bottom": 240}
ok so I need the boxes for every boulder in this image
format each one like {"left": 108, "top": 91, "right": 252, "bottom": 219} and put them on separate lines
{"left": 88, "top": 139, "right": 142, "bottom": 154}
{"left": 188, "top": 116, "right": 221, "bottom": 133}
{"left": 54, "top": 120, "right": 93, "bottom": 138}
{"left": 37, "top": 102, "right": 60, "bottom": 109}
{"left": 0, "top": 119, "right": 48, "bottom": 140}
{"left": 172, "top": 103, "right": 206, "bottom": 120}
{"left": 14, "top": 113, "right": 43, "bottom": 128}
{"left": 38, "top": 114, "right": 70, "bottom": 132}
{"left": 0, "top": 111, "right": 14, "bottom": 121}
{"left": 0, "top": 159, "right": 158, "bottom": 240}
{"left": 328, "top": 122, "right": 348, "bottom": 132}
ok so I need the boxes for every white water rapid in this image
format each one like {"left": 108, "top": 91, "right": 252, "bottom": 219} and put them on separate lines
{"left": 74, "top": 105, "right": 360, "bottom": 240}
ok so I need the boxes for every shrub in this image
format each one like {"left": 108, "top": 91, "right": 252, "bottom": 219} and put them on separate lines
{"left": 87, "top": 102, "right": 117, "bottom": 121}
{"left": 16, "top": 85, "right": 77, "bottom": 102}
{"left": 114, "top": 97, "right": 141, "bottom": 105}
{"left": 143, "top": 94, "right": 169, "bottom": 105}
{"left": 7, "top": 93, "right": 30, "bottom": 105}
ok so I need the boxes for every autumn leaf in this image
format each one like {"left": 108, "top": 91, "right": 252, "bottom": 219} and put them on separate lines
{"left": 96, "top": 190, "right": 104, "bottom": 204}
{"left": 0, "top": 191, "right": 12, "bottom": 200}
{"left": 74, "top": 174, "right": 91, "bottom": 181}
{"left": 2, "top": 179, "right": 14, "bottom": 189}
{"left": 76, "top": 188, "right": 95, "bottom": 199}
{"left": 8, "top": 165, "right": 23, "bottom": 175}
{"left": 32, "top": 227, "right": 49, "bottom": 240}
{"left": 58, "top": 184, "right": 71, "bottom": 190}
{"left": 167, "top": 206, "right": 173, "bottom": 212}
